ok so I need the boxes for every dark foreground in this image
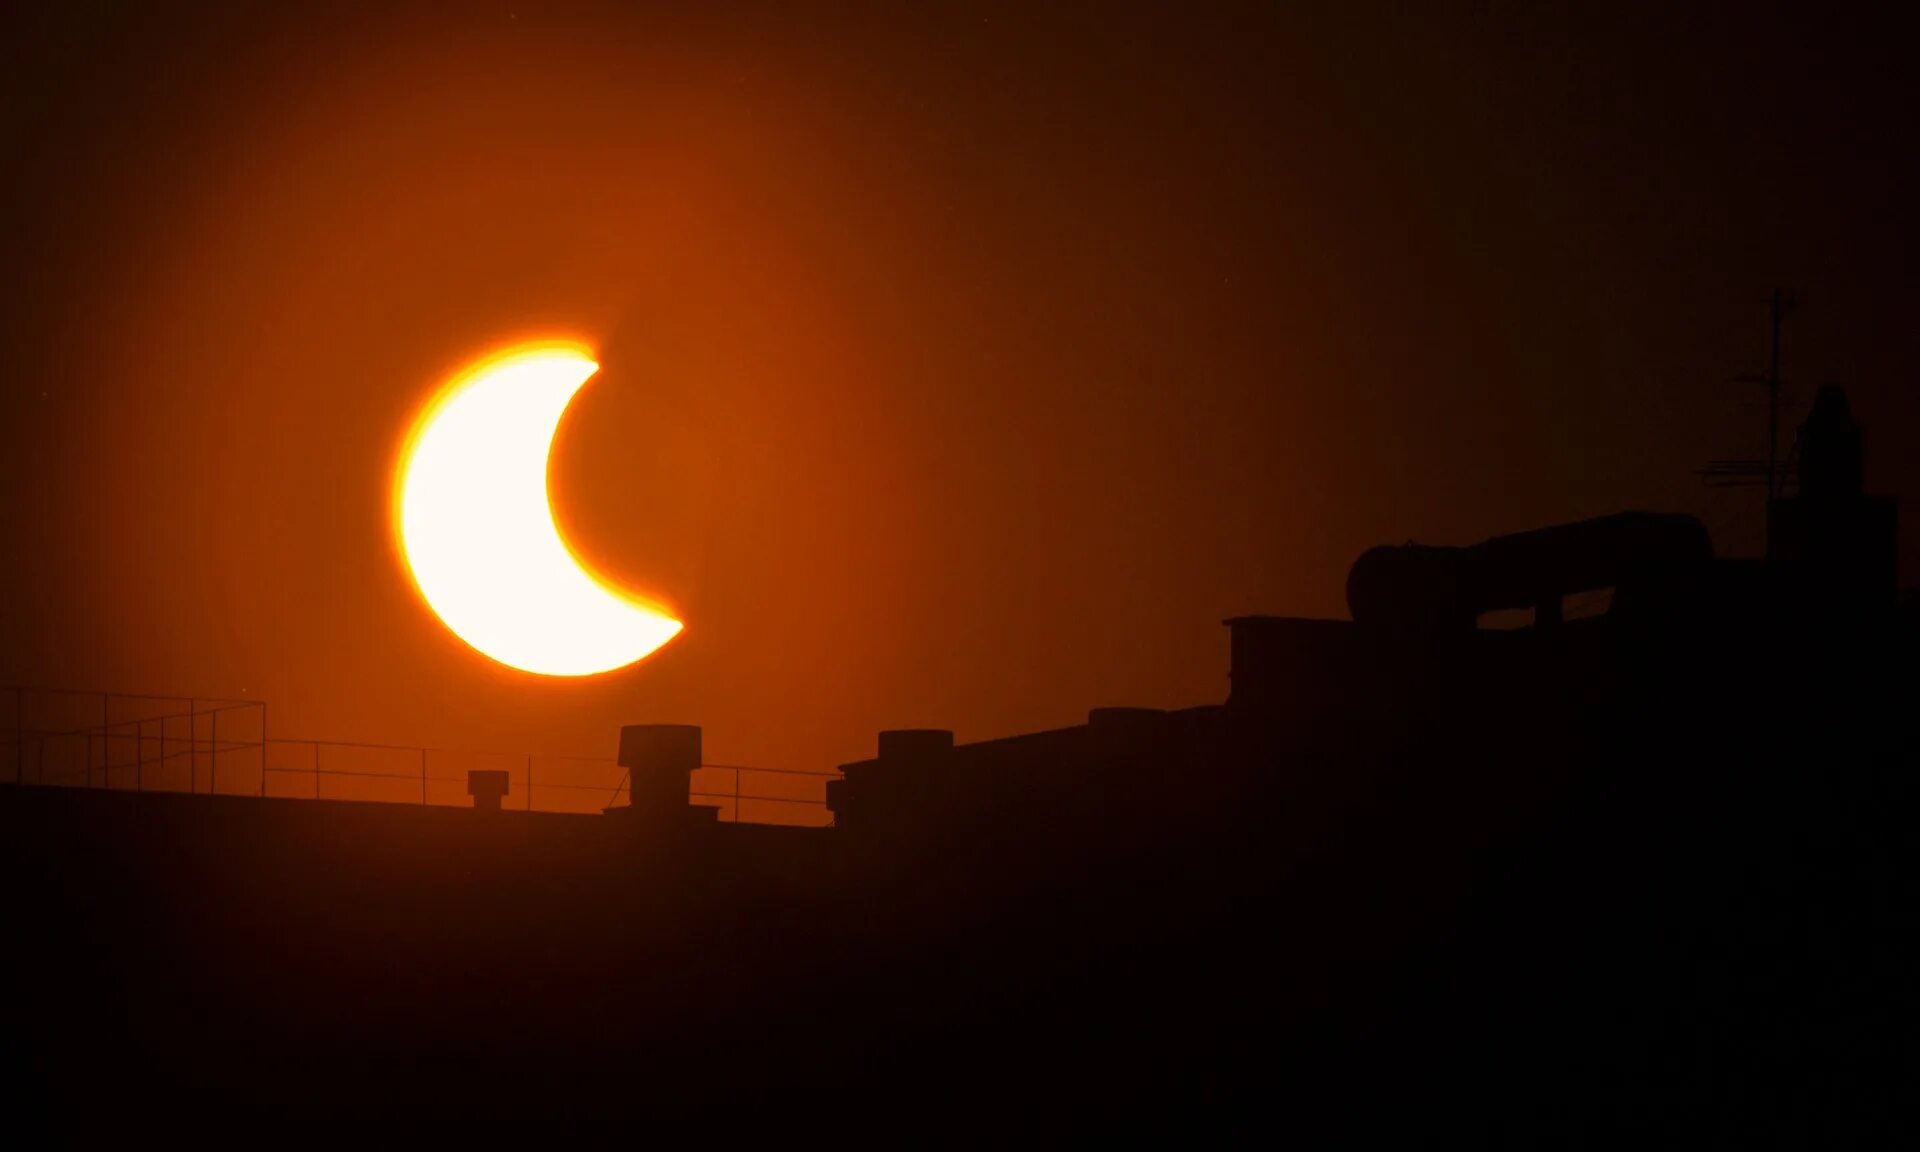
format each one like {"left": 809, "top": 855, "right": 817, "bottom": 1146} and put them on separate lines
{"left": 5, "top": 604, "right": 1915, "bottom": 1144}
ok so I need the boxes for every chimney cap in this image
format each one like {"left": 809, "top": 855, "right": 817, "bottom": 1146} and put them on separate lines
{"left": 618, "top": 724, "right": 702, "bottom": 772}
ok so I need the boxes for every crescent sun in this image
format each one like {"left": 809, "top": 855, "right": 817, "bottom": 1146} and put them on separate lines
{"left": 395, "top": 343, "right": 683, "bottom": 676}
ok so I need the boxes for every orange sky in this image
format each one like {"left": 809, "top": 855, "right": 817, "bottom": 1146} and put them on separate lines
{"left": 3, "top": 2, "right": 1917, "bottom": 783}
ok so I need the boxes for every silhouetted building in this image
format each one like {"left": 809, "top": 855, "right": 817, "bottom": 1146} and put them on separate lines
{"left": 3, "top": 389, "right": 1913, "bottom": 1143}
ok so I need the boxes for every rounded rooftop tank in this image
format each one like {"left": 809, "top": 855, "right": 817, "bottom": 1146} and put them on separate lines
{"left": 1347, "top": 512, "right": 1713, "bottom": 627}
{"left": 877, "top": 729, "right": 954, "bottom": 761}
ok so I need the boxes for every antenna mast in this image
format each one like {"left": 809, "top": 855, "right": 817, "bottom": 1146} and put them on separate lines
{"left": 1699, "top": 289, "right": 1797, "bottom": 556}
{"left": 1764, "top": 288, "right": 1784, "bottom": 502}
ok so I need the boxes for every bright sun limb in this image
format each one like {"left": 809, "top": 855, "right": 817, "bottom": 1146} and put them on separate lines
{"left": 397, "top": 345, "right": 683, "bottom": 676}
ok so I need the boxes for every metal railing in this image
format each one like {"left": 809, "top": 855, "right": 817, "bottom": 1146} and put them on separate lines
{"left": 4, "top": 687, "right": 835, "bottom": 826}
{"left": 261, "top": 737, "right": 837, "bottom": 824}
{"left": 3, "top": 686, "right": 268, "bottom": 795}
{"left": 621, "top": 759, "right": 839, "bottom": 824}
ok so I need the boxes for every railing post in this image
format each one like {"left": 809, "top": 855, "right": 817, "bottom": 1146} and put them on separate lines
{"left": 421, "top": 747, "right": 428, "bottom": 806}
{"left": 315, "top": 741, "right": 322, "bottom": 800}
{"left": 735, "top": 767, "right": 742, "bottom": 823}
{"left": 189, "top": 699, "right": 197, "bottom": 794}
{"left": 259, "top": 702, "right": 268, "bottom": 797}
{"left": 210, "top": 709, "right": 219, "bottom": 796}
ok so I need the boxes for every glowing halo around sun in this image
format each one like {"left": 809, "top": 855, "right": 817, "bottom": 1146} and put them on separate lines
{"left": 395, "top": 343, "right": 683, "bottom": 676}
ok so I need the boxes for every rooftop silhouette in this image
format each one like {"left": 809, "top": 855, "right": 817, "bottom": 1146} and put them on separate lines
{"left": 4, "top": 388, "right": 1912, "bottom": 1142}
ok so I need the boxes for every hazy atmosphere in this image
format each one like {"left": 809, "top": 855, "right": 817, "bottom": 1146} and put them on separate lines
{"left": 5, "top": 1, "right": 1914, "bottom": 772}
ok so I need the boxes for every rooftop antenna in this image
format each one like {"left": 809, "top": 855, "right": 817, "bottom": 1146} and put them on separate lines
{"left": 1747, "top": 288, "right": 1793, "bottom": 502}
{"left": 1700, "top": 288, "right": 1798, "bottom": 554}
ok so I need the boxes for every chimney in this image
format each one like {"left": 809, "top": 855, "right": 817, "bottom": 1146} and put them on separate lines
{"left": 827, "top": 729, "right": 954, "bottom": 832}
{"left": 1797, "top": 385, "right": 1864, "bottom": 502}
{"left": 467, "top": 769, "right": 509, "bottom": 811}
{"left": 1767, "top": 386, "right": 1899, "bottom": 619}
{"left": 612, "top": 724, "right": 718, "bottom": 825}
